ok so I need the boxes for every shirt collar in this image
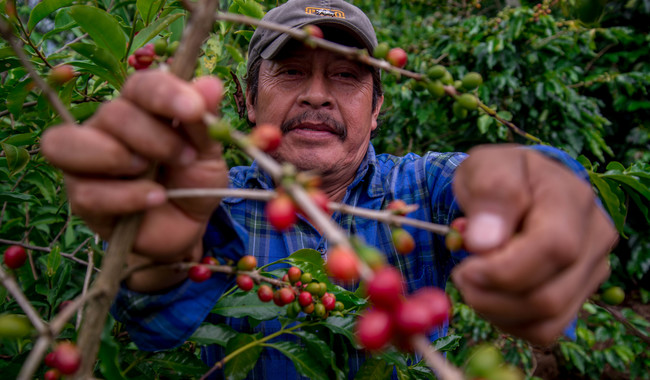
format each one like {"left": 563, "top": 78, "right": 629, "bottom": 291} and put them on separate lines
{"left": 242, "top": 143, "right": 386, "bottom": 198}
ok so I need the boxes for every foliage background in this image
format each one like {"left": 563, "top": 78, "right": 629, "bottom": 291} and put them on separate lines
{"left": 0, "top": 0, "right": 648, "bottom": 378}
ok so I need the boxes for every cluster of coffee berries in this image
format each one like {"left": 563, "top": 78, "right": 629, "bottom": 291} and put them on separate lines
{"left": 373, "top": 42, "right": 408, "bottom": 69}
{"left": 265, "top": 187, "right": 330, "bottom": 231}
{"left": 464, "top": 344, "right": 524, "bottom": 380}
{"left": 445, "top": 218, "right": 466, "bottom": 252}
{"left": 386, "top": 200, "right": 417, "bottom": 255}
{"left": 3, "top": 245, "right": 27, "bottom": 269}
{"left": 532, "top": 1, "right": 553, "bottom": 22}
{"left": 355, "top": 265, "right": 451, "bottom": 351}
{"left": 43, "top": 342, "right": 82, "bottom": 379}
{"left": 127, "top": 38, "right": 179, "bottom": 71}
{"left": 278, "top": 267, "right": 343, "bottom": 319}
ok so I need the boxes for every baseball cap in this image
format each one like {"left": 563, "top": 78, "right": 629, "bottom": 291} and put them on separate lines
{"left": 247, "top": 0, "right": 377, "bottom": 70}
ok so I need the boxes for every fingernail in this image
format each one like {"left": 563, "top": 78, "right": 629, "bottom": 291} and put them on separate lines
{"left": 179, "top": 146, "right": 197, "bottom": 165}
{"left": 146, "top": 190, "right": 167, "bottom": 206}
{"left": 466, "top": 213, "right": 505, "bottom": 251}
{"left": 173, "top": 93, "right": 202, "bottom": 119}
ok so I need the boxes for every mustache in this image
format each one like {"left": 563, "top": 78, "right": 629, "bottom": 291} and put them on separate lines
{"left": 280, "top": 112, "right": 347, "bottom": 141}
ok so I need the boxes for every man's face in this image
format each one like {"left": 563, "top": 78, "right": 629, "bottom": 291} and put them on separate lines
{"left": 247, "top": 45, "right": 383, "bottom": 176}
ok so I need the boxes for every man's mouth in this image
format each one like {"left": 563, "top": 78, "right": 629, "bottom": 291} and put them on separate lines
{"left": 281, "top": 112, "right": 347, "bottom": 141}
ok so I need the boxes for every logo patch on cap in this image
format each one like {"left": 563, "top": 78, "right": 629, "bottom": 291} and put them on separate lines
{"left": 305, "top": 7, "right": 345, "bottom": 18}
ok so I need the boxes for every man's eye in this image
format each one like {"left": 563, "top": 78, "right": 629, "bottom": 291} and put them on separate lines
{"left": 335, "top": 72, "right": 356, "bottom": 79}
{"left": 283, "top": 69, "right": 302, "bottom": 76}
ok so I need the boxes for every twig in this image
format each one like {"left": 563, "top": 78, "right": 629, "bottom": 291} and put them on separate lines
{"left": 0, "top": 18, "right": 75, "bottom": 124}
{"left": 411, "top": 335, "right": 465, "bottom": 380}
{"left": 0, "top": 265, "right": 48, "bottom": 334}
{"left": 79, "top": 248, "right": 94, "bottom": 330}
{"left": 0, "top": 238, "right": 99, "bottom": 271}
{"left": 592, "top": 300, "right": 650, "bottom": 345}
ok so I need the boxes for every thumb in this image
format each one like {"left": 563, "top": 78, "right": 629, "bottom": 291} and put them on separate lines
{"left": 452, "top": 146, "right": 532, "bottom": 253}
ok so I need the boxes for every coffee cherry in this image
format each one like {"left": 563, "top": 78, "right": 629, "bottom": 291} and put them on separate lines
{"left": 305, "top": 282, "right": 321, "bottom": 295}
{"left": 201, "top": 256, "right": 219, "bottom": 266}
{"left": 314, "top": 303, "right": 327, "bottom": 318}
{"left": 321, "top": 293, "right": 337, "bottom": 311}
{"left": 48, "top": 65, "right": 75, "bottom": 86}
{"left": 278, "top": 287, "right": 295, "bottom": 305}
{"left": 410, "top": 287, "right": 451, "bottom": 328}
{"left": 188, "top": 265, "right": 211, "bottom": 282}
{"left": 249, "top": 123, "right": 282, "bottom": 152}
{"left": 166, "top": 40, "right": 180, "bottom": 56}
{"left": 53, "top": 342, "right": 81, "bottom": 375}
{"left": 317, "top": 282, "right": 327, "bottom": 297}
{"left": 355, "top": 244, "right": 386, "bottom": 270}
{"left": 303, "top": 24, "right": 324, "bottom": 39}
{"left": 394, "top": 298, "right": 433, "bottom": 336}
{"left": 386, "top": 47, "right": 407, "bottom": 68}
{"left": 461, "top": 72, "right": 483, "bottom": 90}
{"left": 266, "top": 194, "right": 298, "bottom": 231}
{"left": 134, "top": 44, "right": 155, "bottom": 64}
{"left": 445, "top": 229, "right": 464, "bottom": 252}
{"left": 335, "top": 301, "right": 344, "bottom": 311}
{"left": 427, "top": 65, "right": 447, "bottom": 80}
{"left": 237, "top": 255, "right": 257, "bottom": 271}
{"left": 153, "top": 38, "right": 168, "bottom": 56}
{"left": 441, "top": 71, "right": 454, "bottom": 85}
{"left": 366, "top": 266, "right": 403, "bottom": 309}
{"left": 465, "top": 344, "right": 503, "bottom": 378}
{"left": 287, "top": 301, "right": 301, "bottom": 318}
{"left": 391, "top": 227, "right": 415, "bottom": 254}
{"left": 457, "top": 93, "right": 479, "bottom": 110}
{"left": 428, "top": 80, "right": 446, "bottom": 98}
{"left": 386, "top": 199, "right": 408, "bottom": 215}
{"left": 44, "top": 369, "right": 60, "bottom": 380}
{"left": 273, "top": 290, "right": 284, "bottom": 306}
{"left": 450, "top": 217, "right": 467, "bottom": 234}
{"left": 258, "top": 284, "right": 274, "bottom": 302}
{"left": 0, "top": 314, "right": 32, "bottom": 339}
{"left": 452, "top": 101, "right": 468, "bottom": 119}
{"left": 300, "top": 272, "right": 313, "bottom": 284}
{"left": 236, "top": 274, "right": 254, "bottom": 291}
{"left": 325, "top": 246, "right": 360, "bottom": 282}
{"left": 302, "top": 302, "right": 315, "bottom": 314}
{"left": 287, "top": 266, "right": 302, "bottom": 284}
{"left": 373, "top": 42, "right": 390, "bottom": 59}
{"left": 308, "top": 189, "right": 330, "bottom": 213}
{"left": 355, "top": 308, "right": 394, "bottom": 351}
{"left": 45, "top": 352, "right": 57, "bottom": 367}
{"left": 3, "top": 245, "right": 27, "bottom": 269}
{"left": 298, "top": 291, "right": 313, "bottom": 307}
{"left": 602, "top": 286, "right": 625, "bottom": 305}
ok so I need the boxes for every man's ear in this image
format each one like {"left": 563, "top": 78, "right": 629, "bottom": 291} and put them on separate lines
{"left": 371, "top": 95, "right": 384, "bottom": 132}
{"left": 246, "top": 90, "right": 256, "bottom": 124}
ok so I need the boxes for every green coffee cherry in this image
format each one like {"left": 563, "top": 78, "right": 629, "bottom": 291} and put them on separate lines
{"left": 466, "top": 344, "right": 503, "bottom": 378}
{"left": 461, "top": 72, "right": 483, "bottom": 90}
{"left": 453, "top": 80, "right": 463, "bottom": 90}
{"left": 0, "top": 314, "right": 32, "bottom": 339}
{"left": 441, "top": 70, "right": 454, "bottom": 85}
{"left": 452, "top": 101, "right": 468, "bottom": 119}
{"left": 153, "top": 38, "right": 168, "bottom": 56}
{"left": 373, "top": 42, "right": 390, "bottom": 59}
{"left": 427, "top": 64, "right": 447, "bottom": 80}
{"left": 166, "top": 40, "right": 180, "bottom": 56}
{"left": 457, "top": 93, "right": 478, "bottom": 110}
{"left": 208, "top": 118, "right": 232, "bottom": 142}
{"left": 602, "top": 286, "right": 625, "bottom": 305}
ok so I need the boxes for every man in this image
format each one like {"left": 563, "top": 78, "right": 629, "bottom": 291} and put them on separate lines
{"left": 41, "top": 0, "right": 617, "bottom": 378}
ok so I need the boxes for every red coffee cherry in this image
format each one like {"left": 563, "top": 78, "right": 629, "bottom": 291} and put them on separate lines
{"left": 393, "top": 298, "right": 433, "bottom": 336}
{"left": 356, "top": 308, "right": 394, "bottom": 351}
{"left": 298, "top": 291, "right": 313, "bottom": 307}
{"left": 303, "top": 24, "right": 324, "bottom": 39}
{"left": 237, "top": 255, "right": 257, "bottom": 271}
{"left": 266, "top": 194, "right": 298, "bottom": 231}
{"left": 48, "top": 65, "right": 75, "bottom": 85}
{"left": 236, "top": 274, "right": 254, "bottom": 291}
{"left": 321, "top": 293, "right": 337, "bottom": 311}
{"left": 287, "top": 266, "right": 302, "bottom": 284}
{"left": 201, "top": 256, "right": 219, "bottom": 266}
{"left": 44, "top": 369, "right": 60, "bottom": 380}
{"left": 308, "top": 189, "right": 330, "bottom": 213}
{"left": 410, "top": 287, "right": 451, "bottom": 328}
{"left": 325, "top": 246, "right": 360, "bottom": 282}
{"left": 386, "top": 47, "right": 407, "bottom": 68}
{"left": 273, "top": 290, "right": 284, "bottom": 306}
{"left": 302, "top": 302, "right": 315, "bottom": 314}
{"left": 386, "top": 199, "right": 408, "bottom": 215}
{"left": 392, "top": 227, "right": 415, "bottom": 254}
{"left": 257, "top": 284, "right": 274, "bottom": 302}
{"left": 278, "top": 287, "right": 295, "bottom": 305}
{"left": 366, "top": 266, "right": 403, "bottom": 309}
{"left": 249, "top": 123, "right": 282, "bottom": 152}
{"left": 445, "top": 229, "right": 463, "bottom": 252}
{"left": 44, "top": 352, "right": 57, "bottom": 367}
{"left": 53, "top": 342, "right": 81, "bottom": 375}
{"left": 3, "top": 245, "right": 27, "bottom": 269}
{"left": 188, "top": 265, "right": 212, "bottom": 282}
{"left": 449, "top": 217, "right": 467, "bottom": 234}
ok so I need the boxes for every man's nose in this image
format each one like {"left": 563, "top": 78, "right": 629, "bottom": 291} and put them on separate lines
{"left": 297, "top": 74, "right": 333, "bottom": 109}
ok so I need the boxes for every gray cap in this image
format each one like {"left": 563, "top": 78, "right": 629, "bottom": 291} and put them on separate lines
{"left": 247, "top": 0, "right": 377, "bottom": 71}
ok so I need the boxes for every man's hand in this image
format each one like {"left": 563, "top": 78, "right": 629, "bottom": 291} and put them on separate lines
{"left": 451, "top": 145, "right": 618, "bottom": 346}
{"left": 41, "top": 70, "right": 228, "bottom": 291}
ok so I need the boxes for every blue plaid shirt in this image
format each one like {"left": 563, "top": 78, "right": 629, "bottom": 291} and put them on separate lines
{"left": 111, "top": 144, "right": 586, "bottom": 379}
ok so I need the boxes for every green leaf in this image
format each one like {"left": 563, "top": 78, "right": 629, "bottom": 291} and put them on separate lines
{"left": 602, "top": 174, "right": 650, "bottom": 201}
{"left": 2, "top": 133, "right": 36, "bottom": 146}
{"left": 7, "top": 80, "right": 33, "bottom": 118}
{"left": 289, "top": 248, "right": 323, "bottom": 267}
{"left": 129, "top": 12, "right": 184, "bottom": 55}
{"left": 68, "top": 5, "right": 127, "bottom": 59}
{"left": 148, "top": 350, "right": 209, "bottom": 376}
{"left": 433, "top": 334, "right": 461, "bottom": 352}
{"left": 213, "top": 290, "right": 283, "bottom": 320}
{"left": 224, "top": 333, "right": 263, "bottom": 380}
{"left": 319, "top": 315, "right": 357, "bottom": 345}
{"left": 264, "top": 341, "right": 329, "bottom": 380}
{"left": 354, "top": 357, "right": 392, "bottom": 380}
{"left": 27, "top": 0, "right": 75, "bottom": 31}
{"left": 47, "top": 245, "right": 62, "bottom": 278}
{"left": 0, "top": 191, "right": 39, "bottom": 203}
{"left": 477, "top": 114, "right": 493, "bottom": 134}
{"left": 190, "top": 323, "right": 238, "bottom": 346}
{"left": 589, "top": 173, "right": 626, "bottom": 235}
{"left": 136, "top": 0, "right": 165, "bottom": 25}
{"left": 98, "top": 321, "right": 126, "bottom": 380}
{"left": 69, "top": 43, "right": 125, "bottom": 82}
{"left": 66, "top": 61, "right": 123, "bottom": 89}
{"left": 0, "top": 143, "right": 30, "bottom": 177}
{"left": 292, "top": 330, "right": 335, "bottom": 366}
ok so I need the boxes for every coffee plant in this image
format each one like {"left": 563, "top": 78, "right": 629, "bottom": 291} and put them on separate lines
{"left": 1, "top": 0, "right": 648, "bottom": 379}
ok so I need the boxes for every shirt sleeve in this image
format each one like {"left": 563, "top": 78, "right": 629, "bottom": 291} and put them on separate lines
{"left": 110, "top": 206, "right": 248, "bottom": 351}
